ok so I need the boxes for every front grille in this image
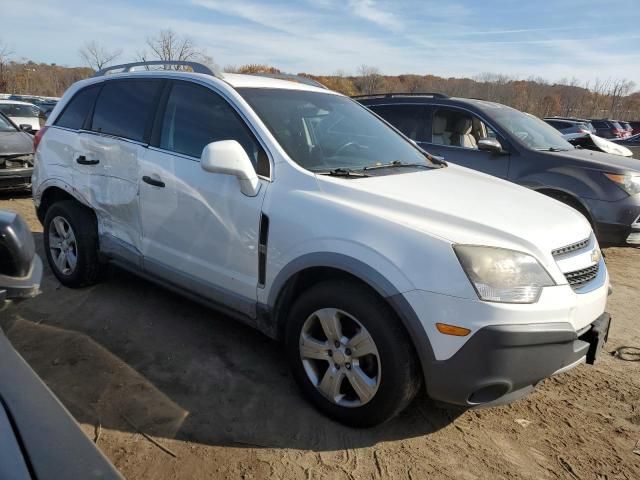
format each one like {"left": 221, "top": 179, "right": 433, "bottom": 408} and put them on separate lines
{"left": 0, "top": 154, "right": 33, "bottom": 170}
{"left": 552, "top": 237, "right": 590, "bottom": 257}
{"left": 565, "top": 263, "right": 599, "bottom": 290}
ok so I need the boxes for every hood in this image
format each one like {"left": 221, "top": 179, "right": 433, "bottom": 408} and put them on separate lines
{"left": 316, "top": 164, "right": 591, "bottom": 261}
{"left": 553, "top": 147, "right": 640, "bottom": 172}
{"left": 566, "top": 133, "right": 633, "bottom": 157}
{"left": 0, "top": 131, "right": 33, "bottom": 156}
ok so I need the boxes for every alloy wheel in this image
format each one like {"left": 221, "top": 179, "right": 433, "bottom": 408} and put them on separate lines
{"left": 299, "top": 308, "right": 381, "bottom": 407}
{"left": 48, "top": 216, "right": 78, "bottom": 275}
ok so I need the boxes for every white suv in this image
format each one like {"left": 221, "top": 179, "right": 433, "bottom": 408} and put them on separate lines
{"left": 32, "top": 61, "right": 610, "bottom": 427}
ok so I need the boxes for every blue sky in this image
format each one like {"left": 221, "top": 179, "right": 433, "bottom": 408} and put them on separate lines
{"left": 1, "top": 0, "right": 638, "bottom": 85}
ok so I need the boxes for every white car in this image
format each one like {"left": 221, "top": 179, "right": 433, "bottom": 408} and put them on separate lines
{"left": 32, "top": 61, "right": 610, "bottom": 427}
{"left": 0, "top": 100, "right": 41, "bottom": 132}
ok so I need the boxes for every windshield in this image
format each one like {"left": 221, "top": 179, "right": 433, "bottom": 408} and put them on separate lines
{"left": 238, "top": 88, "right": 433, "bottom": 172}
{"left": 0, "top": 103, "right": 40, "bottom": 118}
{"left": 492, "top": 108, "right": 574, "bottom": 151}
{"left": 0, "top": 113, "right": 17, "bottom": 132}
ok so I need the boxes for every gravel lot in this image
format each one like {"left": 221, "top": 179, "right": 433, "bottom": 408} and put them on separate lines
{"left": 1, "top": 193, "right": 639, "bottom": 480}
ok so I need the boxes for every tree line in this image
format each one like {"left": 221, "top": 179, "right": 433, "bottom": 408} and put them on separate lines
{"left": 1, "top": 33, "right": 638, "bottom": 120}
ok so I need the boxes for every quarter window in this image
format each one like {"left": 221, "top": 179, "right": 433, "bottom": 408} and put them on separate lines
{"left": 55, "top": 84, "right": 101, "bottom": 130}
{"left": 159, "top": 81, "right": 268, "bottom": 176}
{"left": 91, "top": 80, "right": 162, "bottom": 142}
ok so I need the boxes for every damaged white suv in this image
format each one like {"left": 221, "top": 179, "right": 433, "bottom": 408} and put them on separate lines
{"left": 32, "top": 61, "right": 610, "bottom": 427}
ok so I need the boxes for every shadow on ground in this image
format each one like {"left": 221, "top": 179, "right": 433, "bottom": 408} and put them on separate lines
{"left": 0, "top": 233, "right": 461, "bottom": 452}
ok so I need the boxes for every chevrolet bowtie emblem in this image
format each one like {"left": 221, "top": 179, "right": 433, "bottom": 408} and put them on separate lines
{"left": 591, "top": 249, "right": 601, "bottom": 264}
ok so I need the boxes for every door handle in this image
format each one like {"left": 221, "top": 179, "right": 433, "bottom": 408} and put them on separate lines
{"left": 142, "top": 175, "right": 165, "bottom": 188}
{"left": 76, "top": 155, "right": 99, "bottom": 165}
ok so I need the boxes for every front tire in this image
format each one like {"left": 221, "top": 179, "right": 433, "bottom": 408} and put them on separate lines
{"left": 285, "top": 280, "right": 421, "bottom": 427}
{"left": 43, "top": 201, "right": 103, "bottom": 287}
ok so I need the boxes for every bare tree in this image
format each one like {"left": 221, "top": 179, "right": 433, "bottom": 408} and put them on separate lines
{"left": 609, "top": 79, "right": 636, "bottom": 118}
{"left": 356, "top": 65, "right": 383, "bottom": 94}
{"left": 138, "top": 29, "right": 210, "bottom": 70}
{"left": 0, "top": 39, "right": 13, "bottom": 91}
{"left": 79, "top": 41, "right": 122, "bottom": 71}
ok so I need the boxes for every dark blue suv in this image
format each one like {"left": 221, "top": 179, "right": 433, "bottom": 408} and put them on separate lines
{"left": 356, "top": 93, "right": 640, "bottom": 247}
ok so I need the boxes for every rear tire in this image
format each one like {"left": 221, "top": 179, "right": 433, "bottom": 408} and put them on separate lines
{"left": 285, "top": 279, "right": 421, "bottom": 427}
{"left": 43, "top": 201, "right": 103, "bottom": 287}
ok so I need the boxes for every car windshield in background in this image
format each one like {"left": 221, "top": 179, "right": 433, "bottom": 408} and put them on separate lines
{"left": 0, "top": 114, "right": 17, "bottom": 132}
{"left": 0, "top": 103, "right": 40, "bottom": 118}
{"left": 493, "top": 108, "right": 575, "bottom": 151}
{"left": 238, "top": 88, "right": 433, "bottom": 173}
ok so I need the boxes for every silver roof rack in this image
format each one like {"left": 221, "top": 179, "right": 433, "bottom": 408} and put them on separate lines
{"left": 93, "top": 61, "right": 222, "bottom": 78}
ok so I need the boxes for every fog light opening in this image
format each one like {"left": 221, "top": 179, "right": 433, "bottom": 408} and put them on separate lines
{"left": 468, "top": 384, "right": 510, "bottom": 404}
{"left": 626, "top": 232, "right": 640, "bottom": 245}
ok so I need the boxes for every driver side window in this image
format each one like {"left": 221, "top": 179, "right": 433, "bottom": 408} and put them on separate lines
{"left": 159, "top": 81, "right": 270, "bottom": 176}
{"left": 431, "top": 108, "right": 496, "bottom": 150}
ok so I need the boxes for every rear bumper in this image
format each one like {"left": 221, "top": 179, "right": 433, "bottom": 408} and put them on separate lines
{"left": 426, "top": 312, "right": 611, "bottom": 407}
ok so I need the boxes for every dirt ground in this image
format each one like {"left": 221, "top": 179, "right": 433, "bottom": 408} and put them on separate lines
{"left": 1, "top": 193, "right": 639, "bottom": 480}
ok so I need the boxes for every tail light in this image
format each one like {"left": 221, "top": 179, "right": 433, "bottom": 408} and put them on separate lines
{"left": 34, "top": 126, "right": 48, "bottom": 152}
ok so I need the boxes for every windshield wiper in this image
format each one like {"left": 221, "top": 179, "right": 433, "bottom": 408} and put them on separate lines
{"left": 314, "top": 168, "right": 371, "bottom": 177}
{"left": 537, "top": 147, "right": 571, "bottom": 152}
{"left": 363, "top": 160, "right": 433, "bottom": 171}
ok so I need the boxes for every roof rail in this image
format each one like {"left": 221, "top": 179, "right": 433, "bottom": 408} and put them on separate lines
{"left": 93, "top": 61, "right": 222, "bottom": 78}
{"left": 352, "top": 92, "right": 449, "bottom": 99}
{"left": 246, "top": 72, "right": 327, "bottom": 89}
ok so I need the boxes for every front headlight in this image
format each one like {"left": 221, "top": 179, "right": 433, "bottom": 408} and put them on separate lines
{"left": 454, "top": 245, "right": 555, "bottom": 304}
{"left": 604, "top": 173, "right": 640, "bottom": 196}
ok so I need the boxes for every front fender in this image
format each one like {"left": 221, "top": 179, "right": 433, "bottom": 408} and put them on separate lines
{"left": 266, "top": 250, "right": 411, "bottom": 308}
{"left": 515, "top": 167, "right": 626, "bottom": 202}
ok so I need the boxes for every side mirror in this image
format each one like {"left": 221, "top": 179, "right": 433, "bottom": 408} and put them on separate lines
{"left": 201, "top": 140, "right": 261, "bottom": 197}
{"left": 19, "top": 124, "right": 33, "bottom": 133}
{"left": 477, "top": 137, "right": 504, "bottom": 154}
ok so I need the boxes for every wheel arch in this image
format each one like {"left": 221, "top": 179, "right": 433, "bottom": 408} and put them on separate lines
{"left": 36, "top": 183, "right": 92, "bottom": 225}
{"left": 266, "top": 253, "right": 436, "bottom": 379}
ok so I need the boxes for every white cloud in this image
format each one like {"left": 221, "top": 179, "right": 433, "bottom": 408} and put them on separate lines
{"left": 347, "top": 0, "right": 403, "bottom": 32}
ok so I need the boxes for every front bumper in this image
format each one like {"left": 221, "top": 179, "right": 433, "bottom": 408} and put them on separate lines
{"left": 0, "top": 255, "right": 42, "bottom": 305}
{"left": 425, "top": 313, "right": 610, "bottom": 407}
{"left": 586, "top": 195, "right": 640, "bottom": 247}
{"left": 0, "top": 167, "right": 33, "bottom": 190}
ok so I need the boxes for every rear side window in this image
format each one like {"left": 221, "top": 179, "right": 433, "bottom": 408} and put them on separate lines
{"left": 370, "top": 105, "right": 427, "bottom": 141}
{"left": 158, "top": 81, "right": 269, "bottom": 175}
{"left": 55, "top": 85, "right": 101, "bottom": 130}
{"left": 91, "top": 80, "right": 161, "bottom": 142}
